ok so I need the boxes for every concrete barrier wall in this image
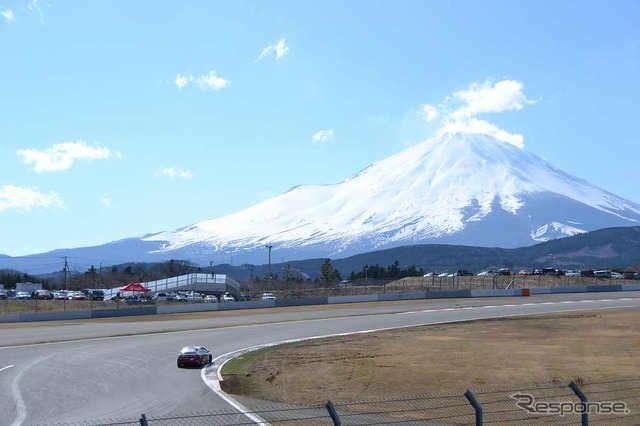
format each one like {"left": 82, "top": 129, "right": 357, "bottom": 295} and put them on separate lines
{"left": 219, "top": 301, "right": 274, "bottom": 310}
{"left": 551, "top": 286, "right": 588, "bottom": 293}
{"left": 623, "top": 284, "right": 640, "bottom": 291}
{"left": 530, "top": 287, "right": 552, "bottom": 294}
{"left": 18, "top": 311, "right": 93, "bottom": 322}
{"left": 471, "top": 289, "right": 521, "bottom": 297}
{"left": 426, "top": 290, "right": 471, "bottom": 299}
{"left": 0, "top": 314, "right": 21, "bottom": 323}
{"left": 587, "top": 285, "right": 622, "bottom": 293}
{"left": 276, "top": 297, "right": 328, "bottom": 307}
{"left": 379, "top": 292, "right": 426, "bottom": 301}
{"left": 157, "top": 304, "right": 219, "bottom": 314}
{"left": 328, "top": 295, "right": 379, "bottom": 304}
{"left": 91, "top": 307, "right": 157, "bottom": 318}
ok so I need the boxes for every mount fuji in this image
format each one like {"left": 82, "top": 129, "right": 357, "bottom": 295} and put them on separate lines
{"left": 8, "top": 132, "right": 640, "bottom": 269}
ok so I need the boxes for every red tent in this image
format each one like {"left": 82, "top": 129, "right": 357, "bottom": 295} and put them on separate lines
{"left": 119, "top": 283, "right": 151, "bottom": 292}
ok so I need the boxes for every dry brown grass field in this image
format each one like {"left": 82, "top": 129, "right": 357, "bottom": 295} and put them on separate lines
{"left": 221, "top": 308, "right": 640, "bottom": 405}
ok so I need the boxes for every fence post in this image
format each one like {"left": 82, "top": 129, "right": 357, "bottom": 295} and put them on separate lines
{"left": 139, "top": 413, "right": 149, "bottom": 426}
{"left": 325, "top": 400, "right": 341, "bottom": 426}
{"left": 569, "top": 381, "right": 588, "bottom": 426}
{"left": 464, "top": 389, "right": 483, "bottom": 426}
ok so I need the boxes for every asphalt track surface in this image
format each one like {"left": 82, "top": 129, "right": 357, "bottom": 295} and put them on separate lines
{"left": 1, "top": 292, "right": 639, "bottom": 425}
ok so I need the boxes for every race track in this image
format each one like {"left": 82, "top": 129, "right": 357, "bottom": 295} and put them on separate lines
{"left": 1, "top": 292, "right": 638, "bottom": 425}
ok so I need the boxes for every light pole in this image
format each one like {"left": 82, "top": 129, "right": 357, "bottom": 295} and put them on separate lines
{"left": 266, "top": 245, "right": 273, "bottom": 288}
{"left": 365, "top": 266, "right": 369, "bottom": 284}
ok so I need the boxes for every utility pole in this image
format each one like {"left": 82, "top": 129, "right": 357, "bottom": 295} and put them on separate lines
{"left": 266, "top": 245, "right": 273, "bottom": 288}
{"left": 62, "top": 256, "right": 69, "bottom": 289}
{"left": 100, "top": 261, "right": 103, "bottom": 287}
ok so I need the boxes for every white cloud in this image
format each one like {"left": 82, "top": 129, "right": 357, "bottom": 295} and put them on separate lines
{"left": 438, "top": 117, "right": 525, "bottom": 148}
{"left": 420, "top": 104, "right": 439, "bottom": 122}
{"left": 451, "top": 79, "right": 536, "bottom": 119}
{"left": 194, "top": 71, "right": 231, "bottom": 90}
{"left": 312, "top": 130, "right": 334, "bottom": 144}
{"left": 1, "top": 9, "right": 15, "bottom": 22}
{"left": 157, "top": 167, "right": 193, "bottom": 180}
{"left": 174, "top": 71, "right": 230, "bottom": 91}
{"left": 100, "top": 195, "right": 113, "bottom": 208}
{"left": 16, "top": 141, "right": 121, "bottom": 173}
{"left": 419, "top": 79, "right": 536, "bottom": 148}
{"left": 17, "top": 141, "right": 121, "bottom": 173}
{"left": 175, "top": 73, "right": 190, "bottom": 89}
{"left": 0, "top": 185, "right": 65, "bottom": 212}
{"left": 258, "top": 38, "right": 290, "bottom": 61}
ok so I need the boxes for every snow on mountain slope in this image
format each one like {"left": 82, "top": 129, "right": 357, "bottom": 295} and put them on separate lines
{"left": 142, "top": 131, "right": 640, "bottom": 260}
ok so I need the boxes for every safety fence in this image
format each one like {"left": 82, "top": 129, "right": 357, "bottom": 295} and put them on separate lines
{"left": 39, "top": 376, "right": 640, "bottom": 425}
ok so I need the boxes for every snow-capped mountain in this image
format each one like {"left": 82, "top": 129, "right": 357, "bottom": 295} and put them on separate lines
{"left": 136, "top": 131, "right": 640, "bottom": 263}
{"left": 6, "top": 132, "right": 640, "bottom": 268}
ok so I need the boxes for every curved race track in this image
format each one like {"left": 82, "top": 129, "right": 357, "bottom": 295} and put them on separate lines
{"left": 1, "top": 292, "right": 639, "bottom": 425}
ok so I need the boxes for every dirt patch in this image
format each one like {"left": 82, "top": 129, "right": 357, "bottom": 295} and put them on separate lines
{"left": 221, "top": 308, "right": 640, "bottom": 405}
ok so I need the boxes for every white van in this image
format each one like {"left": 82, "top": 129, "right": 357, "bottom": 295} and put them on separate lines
{"left": 261, "top": 292, "right": 276, "bottom": 301}
{"left": 593, "top": 270, "right": 612, "bottom": 278}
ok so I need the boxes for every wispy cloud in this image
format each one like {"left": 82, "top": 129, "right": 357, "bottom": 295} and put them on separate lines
{"left": 28, "top": 0, "right": 44, "bottom": 24}
{"left": 0, "top": 185, "right": 65, "bottom": 212}
{"left": 100, "top": 195, "right": 113, "bottom": 208}
{"left": 17, "top": 141, "right": 122, "bottom": 173}
{"left": 258, "top": 38, "right": 289, "bottom": 61}
{"left": 419, "top": 79, "right": 537, "bottom": 148}
{"left": 312, "top": 130, "right": 334, "bottom": 144}
{"left": 1, "top": 9, "right": 15, "bottom": 22}
{"left": 420, "top": 104, "right": 439, "bottom": 122}
{"left": 174, "top": 71, "right": 231, "bottom": 91}
{"left": 156, "top": 167, "right": 193, "bottom": 180}
{"left": 175, "top": 73, "right": 190, "bottom": 89}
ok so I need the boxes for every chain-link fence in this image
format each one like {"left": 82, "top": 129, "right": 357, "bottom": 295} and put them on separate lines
{"left": 38, "top": 377, "right": 639, "bottom": 425}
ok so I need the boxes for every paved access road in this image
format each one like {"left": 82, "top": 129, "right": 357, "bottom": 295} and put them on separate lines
{"left": 1, "top": 292, "right": 638, "bottom": 425}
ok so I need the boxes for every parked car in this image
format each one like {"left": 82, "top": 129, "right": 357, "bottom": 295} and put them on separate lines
{"left": 594, "top": 270, "right": 612, "bottom": 278}
{"left": 154, "top": 292, "right": 174, "bottom": 302}
{"left": 54, "top": 291, "right": 69, "bottom": 300}
{"left": 497, "top": 268, "right": 511, "bottom": 276}
{"left": 70, "top": 291, "right": 87, "bottom": 300}
{"left": 611, "top": 272, "right": 624, "bottom": 279}
{"left": 177, "top": 346, "right": 212, "bottom": 368}
{"left": 423, "top": 272, "right": 435, "bottom": 277}
{"left": 564, "top": 270, "right": 581, "bottom": 277}
{"left": 185, "top": 292, "right": 204, "bottom": 302}
{"left": 220, "top": 293, "right": 235, "bottom": 302}
{"left": 0, "top": 290, "right": 6, "bottom": 299}
{"left": 173, "top": 294, "right": 188, "bottom": 302}
{"left": 34, "top": 290, "right": 52, "bottom": 300}
{"left": 204, "top": 295, "right": 219, "bottom": 303}
{"left": 261, "top": 292, "right": 276, "bottom": 301}
{"left": 86, "top": 290, "right": 105, "bottom": 300}
{"left": 477, "top": 270, "right": 497, "bottom": 276}
{"left": 239, "top": 293, "right": 252, "bottom": 301}
{"left": 15, "top": 292, "right": 32, "bottom": 300}
{"left": 456, "top": 270, "right": 473, "bottom": 276}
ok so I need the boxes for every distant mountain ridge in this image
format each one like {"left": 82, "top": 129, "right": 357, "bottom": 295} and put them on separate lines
{"left": 1, "top": 131, "right": 640, "bottom": 271}
{"left": 238, "top": 226, "right": 640, "bottom": 279}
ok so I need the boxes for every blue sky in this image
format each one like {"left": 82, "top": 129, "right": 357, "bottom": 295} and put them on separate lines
{"left": 1, "top": 0, "right": 639, "bottom": 259}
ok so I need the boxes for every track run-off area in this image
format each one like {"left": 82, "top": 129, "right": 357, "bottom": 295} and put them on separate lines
{"left": 1, "top": 292, "right": 639, "bottom": 425}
